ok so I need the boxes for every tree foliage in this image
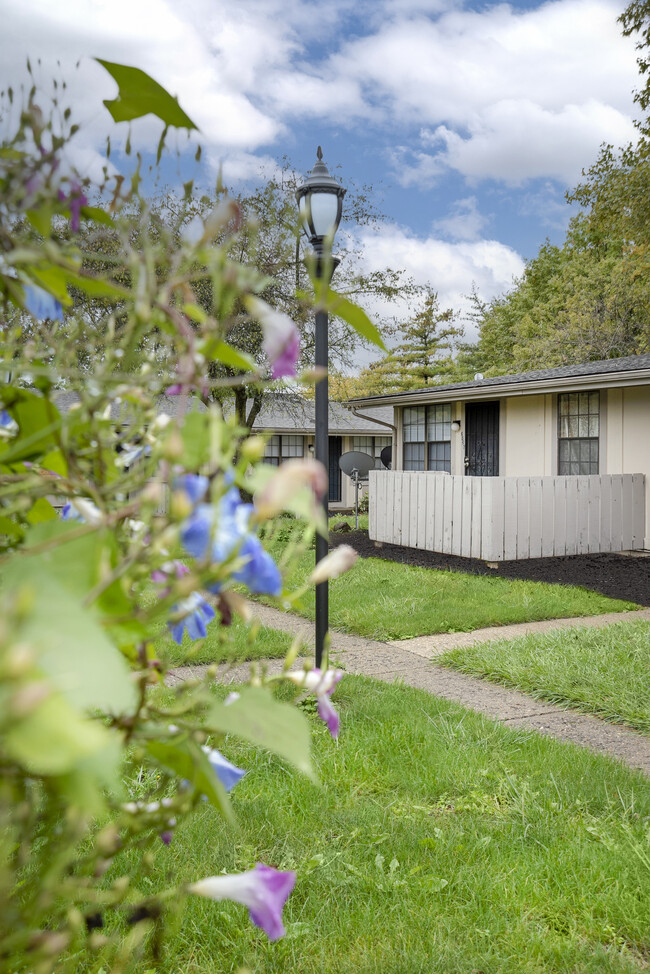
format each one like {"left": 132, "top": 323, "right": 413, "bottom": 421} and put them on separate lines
{"left": 343, "top": 291, "right": 462, "bottom": 396}
{"left": 447, "top": 0, "right": 650, "bottom": 381}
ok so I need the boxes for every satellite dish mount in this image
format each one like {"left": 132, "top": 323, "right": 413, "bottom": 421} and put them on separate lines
{"left": 339, "top": 451, "right": 375, "bottom": 529}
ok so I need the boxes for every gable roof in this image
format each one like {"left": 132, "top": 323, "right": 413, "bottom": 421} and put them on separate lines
{"left": 53, "top": 390, "right": 393, "bottom": 435}
{"left": 347, "top": 353, "right": 650, "bottom": 407}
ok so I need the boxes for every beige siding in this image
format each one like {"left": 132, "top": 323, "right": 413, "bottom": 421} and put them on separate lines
{"left": 502, "top": 395, "right": 547, "bottom": 476}
{"left": 621, "top": 386, "right": 650, "bottom": 546}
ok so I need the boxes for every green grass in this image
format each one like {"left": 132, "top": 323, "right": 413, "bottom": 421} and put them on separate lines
{"left": 154, "top": 615, "right": 293, "bottom": 668}
{"left": 272, "top": 549, "right": 640, "bottom": 641}
{"left": 440, "top": 620, "right": 650, "bottom": 733}
{"left": 118, "top": 677, "right": 650, "bottom": 973}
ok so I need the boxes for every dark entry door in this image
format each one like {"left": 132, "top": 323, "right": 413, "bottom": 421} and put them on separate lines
{"left": 465, "top": 402, "right": 499, "bottom": 476}
{"left": 328, "top": 436, "right": 342, "bottom": 502}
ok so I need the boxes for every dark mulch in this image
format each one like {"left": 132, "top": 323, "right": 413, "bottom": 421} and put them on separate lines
{"left": 330, "top": 529, "right": 650, "bottom": 607}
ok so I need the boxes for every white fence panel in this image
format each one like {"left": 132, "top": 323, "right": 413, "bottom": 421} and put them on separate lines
{"left": 368, "top": 471, "right": 646, "bottom": 561}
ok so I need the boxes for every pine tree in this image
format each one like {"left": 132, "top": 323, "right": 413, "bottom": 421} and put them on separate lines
{"left": 352, "top": 291, "right": 462, "bottom": 393}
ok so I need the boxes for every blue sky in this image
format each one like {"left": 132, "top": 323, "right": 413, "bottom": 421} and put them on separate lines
{"left": 1, "top": 0, "right": 640, "bottom": 359}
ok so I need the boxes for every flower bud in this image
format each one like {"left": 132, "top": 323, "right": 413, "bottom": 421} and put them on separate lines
{"left": 309, "top": 545, "right": 358, "bottom": 585}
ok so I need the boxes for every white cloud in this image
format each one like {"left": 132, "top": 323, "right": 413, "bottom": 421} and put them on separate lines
{"left": 432, "top": 196, "right": 488, "bottom": 241}
{"left": 351, "top": 224, "right": 525, "bottom": 342}
{"left": 426, "top": 99, "right": 637, "bottom": 185}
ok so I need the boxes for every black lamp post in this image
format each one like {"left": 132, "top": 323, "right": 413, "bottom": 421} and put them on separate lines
{"left": 296, "top": 147, "right": 346, "bottom": 668}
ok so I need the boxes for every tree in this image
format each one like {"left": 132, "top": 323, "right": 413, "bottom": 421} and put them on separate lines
{"left": 346, "top": 291, "right": 462, "bottom": 394}
{"left": 154, "top": 170, "right": 417, "bottom": 427}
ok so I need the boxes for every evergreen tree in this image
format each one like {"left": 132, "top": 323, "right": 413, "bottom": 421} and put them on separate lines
{"left": 350, "top": 291, "right": 462, "bottom": 394}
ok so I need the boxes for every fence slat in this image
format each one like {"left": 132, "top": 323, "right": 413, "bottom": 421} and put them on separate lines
{"left": 599, "top": 474, "right": 612, "bottom": 552}
{"left": 516, "top": 478, "right": 530, "bottom": 560}
{"left": 541, "top": 477, "right": 555, "bottom": 557}
{"left": 528, "top": 477, "right": 543, "bottom": 559}
{"left": 587, "top": 477, "right": 601, "bottom": 553}
{"left": 565, "top": 477, "right": 578, "bottom": 556}
{"left": 504, "top": 478, "right": 518, "bottom": 560}
{"left": 462, "top": 478, "right": 473, "bottom": 557}
{"left": 470, "top": 479, "right": 483, "bottom": 559}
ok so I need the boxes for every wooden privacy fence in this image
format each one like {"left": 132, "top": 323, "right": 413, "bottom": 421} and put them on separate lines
{"left": 368, "top": 471, "right": 646, "bottom": 561}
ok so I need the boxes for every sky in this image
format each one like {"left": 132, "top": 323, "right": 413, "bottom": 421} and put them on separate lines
{"left": 0, "top": 0, "right": 641, "bottom": 363}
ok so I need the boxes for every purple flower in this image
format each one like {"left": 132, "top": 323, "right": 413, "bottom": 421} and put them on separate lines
{"left": 168, "top": 591, "right": 216, "bottom": 644}
{"left": 247, "top": 297, "right": 300, "bottom": 380}
{"left": 270, "top": 327, "right": 300, "bottom": 379}
{"left": 287, "top": 668, "right": 344, "bottom": 738}
{"left": 202, "top": 746, "right": 245, "bottom": 791}
{"left": 59, "top": 180, "right": 88, "bottom": 232}
{"left": 23, "top": 284, "right": 63, "bottom": 322}
{"left": 160, "top": 830, "right": 174, "bottom": 846}
{"left": 189, "top": 864, "right": 296, "bottom": 940}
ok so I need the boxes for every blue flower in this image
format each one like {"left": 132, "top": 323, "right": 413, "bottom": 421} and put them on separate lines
{"left": 23, "top": 284, "right": 63, "bottom": 322}
{"left": 173, "top": 474, "right": 209, "bottom": 507}
{"left": 202, "top": 746, "right": 246, "bottom": 792}
{"left": 180, "top": 487, "right": 281, "bottom": 597}
{"left": 168, "top": 591, "right": 216, "bottom": 644}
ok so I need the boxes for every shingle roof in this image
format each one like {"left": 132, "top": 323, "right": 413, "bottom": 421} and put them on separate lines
{"left": 53, "top": 390, "right": 392, "bottom": 434}
{"left": 349, "top": 353, "right": 650, "bottom": 403}
{"left": 252, "top": 398, "right": 393, "bottom": 434}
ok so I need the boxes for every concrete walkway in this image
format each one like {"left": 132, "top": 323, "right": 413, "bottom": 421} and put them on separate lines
{"left": 169, "top": 605, "right": 650, "bottom": 776}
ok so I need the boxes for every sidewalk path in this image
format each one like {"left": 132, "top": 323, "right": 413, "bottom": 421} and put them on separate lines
{"left": 169, "top": 605, "right": 650, "bottom": 776}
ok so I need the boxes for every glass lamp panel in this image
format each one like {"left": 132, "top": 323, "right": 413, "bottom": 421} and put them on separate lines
{"left": 309, "top": 192, "right": 339, "bottom": 237}
{"left": 299, "top": 197, "right": 311, "bottom": 237}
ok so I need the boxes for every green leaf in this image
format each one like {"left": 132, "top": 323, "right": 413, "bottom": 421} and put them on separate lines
{"left": 39, "top": 448, "right": 68, "bottom": 476}
{"left": 26, "top": 497, "right": 57, "bottom": 525}
{"left": 96, "top": 60, "right": 198, "bottom": 131}
{"left": 201, "top": 338, "right": 256, "bottom": 372}
{"left": 178, "top": 412, "right": 210, "bottom": 470}
{"left": 26, "top": 205, "right": 54, "bottom": 237}
{"left": 7, "top": 555, "right": 137, "bottom": 714}
{"left": 146, "top": 738, "right": 234, "bottom": 822}
{"left": 79, "top": 205, "right": 115, "bottom": 227}
{"left": 206, "top": 686, "right": 315, "bottom": 781}
{"left": 322, "top": 289, "right": 386, "bottom": 350}
{"left": 0, "top": 392, "right": 61, "bottom": 464}
{"left": 5, "top": 691, "right": 118, "bottom": 779}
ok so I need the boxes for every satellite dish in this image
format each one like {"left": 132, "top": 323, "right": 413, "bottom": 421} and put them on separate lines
{"left": 474, "top": 372, "right": 484, "bottom": 381}
{"left": 339, "top": 451, "right": 375, "bottom": 480}
{"left": 380, "top": 445, "right": 392, "bottom": 469}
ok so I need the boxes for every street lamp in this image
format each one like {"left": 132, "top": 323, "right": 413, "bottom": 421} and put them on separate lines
{"left": 296, "top": 147, "right": 346, "bottom": 668}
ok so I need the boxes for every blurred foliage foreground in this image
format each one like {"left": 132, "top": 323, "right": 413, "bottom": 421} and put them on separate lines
{"left": 0, "top": 60, "right": 375, "bottom": 973}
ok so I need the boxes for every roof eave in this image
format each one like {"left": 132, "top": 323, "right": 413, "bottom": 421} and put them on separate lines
{"left": 347, "top": 368, "right": 650, "bottom": 407}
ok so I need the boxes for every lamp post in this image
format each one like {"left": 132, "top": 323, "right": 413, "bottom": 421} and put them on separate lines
{"left": 296, "top": 147, "right": 346, "bottom": 668}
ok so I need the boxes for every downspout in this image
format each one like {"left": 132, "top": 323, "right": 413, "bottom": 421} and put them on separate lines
{"left": 344, "top": 405, "right": 397, "bottom": 434}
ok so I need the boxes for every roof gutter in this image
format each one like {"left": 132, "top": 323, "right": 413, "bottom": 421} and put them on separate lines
{"left": 347, "top": 368, "right": 650, "bottom": 407}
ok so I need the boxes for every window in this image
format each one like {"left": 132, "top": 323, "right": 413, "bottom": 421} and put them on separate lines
{"left": 558, "top": 392, "right": 599, "bottom": 475}
{"left": 403, "top": 404, "right": 451, "bottom": 471}
{"left": 352, "top": 435, "right": 392, "bottom": 469}
{"left": 263, "top": 434, "right": 305, "bottom": 466}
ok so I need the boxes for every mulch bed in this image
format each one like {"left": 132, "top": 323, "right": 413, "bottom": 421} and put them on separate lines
{"left": 330, "top": 528, "right": 650, "bottom": 607}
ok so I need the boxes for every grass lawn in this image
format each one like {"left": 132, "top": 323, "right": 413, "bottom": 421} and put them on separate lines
{"left": 272, "top": 549, "right": 639, "bottom": 641}
{"left": 440, "top": 620, "right": 650, "bottom": 734}
{"left": 121, "top": 677, "right": 650, "bottom": 973}
{"left": 154, "top": 615, "right": 293, "bottom": 668}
